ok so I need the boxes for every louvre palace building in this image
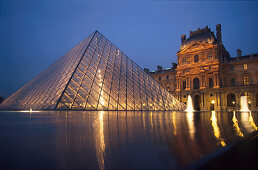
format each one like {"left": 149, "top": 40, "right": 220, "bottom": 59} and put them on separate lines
{"left": 148, "top": 24, "right": 258, "bottom": 111}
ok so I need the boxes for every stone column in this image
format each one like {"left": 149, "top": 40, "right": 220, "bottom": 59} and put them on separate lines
{"left": 176, "top": 79, "right": 180, "bottom": 91}
{"left": 214, "top": 73, "right": 219, "bottom": 88}
{"left": 200, "top": 74, "right": 205, "bottom": 89}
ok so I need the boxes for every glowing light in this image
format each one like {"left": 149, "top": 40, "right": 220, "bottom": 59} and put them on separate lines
{"left": 150, "top": 112, "right": 153, "bottom": 129}
{"left": 240, "top": 96, "right": 250, "bottom": 112}
{"left": 220, "top": 141, "right": 226, "bottom": 147}
{"left": 211, "top": 100, "right": 215, "bottom": 104}
{"left": 185, "top": 95, "right": 194, "bottom": 112}
{"left": 211, "top": 111, "right": 226, "bottom": 147}
{"left": 172, "top": 111, "right": 177, "bottom": 135}
{"left": 241, "top": 111, "right": 252, "bottom": 133}
{"left": 186, "top": 110, "right": 195, "bottom": 140}
{"left": 232, "top": 101, "right": 235, "bottom": 104}
{"left": 232, "top": 111, "right": 244, "bottom": 137}
{"left": 249, "top": 112, "right": 258, "bottom": 131}
{"left": 248, "top": 101, "right": 251, "bottom": 104}
{"left": 19, "top": 110, "right": 40, "bottom": 113}
{"left": 93, "top": 111, "right": 105, "bottom": 170}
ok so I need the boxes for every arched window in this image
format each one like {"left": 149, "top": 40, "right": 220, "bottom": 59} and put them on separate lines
{"left": 194, "top": 54, "right": 199, "bottom": 63}
{"left": 193, "top": 78, "right": 200, "bottom": 89}
{"left": 227, "top": 93, "right": 236, "bottom": 107}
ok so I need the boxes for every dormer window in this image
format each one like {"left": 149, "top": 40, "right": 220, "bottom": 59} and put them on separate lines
{"left": 208, "top": 52, "right": 212, "bottom": 60}
{"left": 182, "top": 57, "right": 187, "bottom": 65}
{"left": 243, "top": 64, "right": 247, "bottom": 70}
{"left": 230, "top": 66, "right": 234, "bottom": 72}
{"left": 194, "top": 54, "right": 199, "bottom": 63}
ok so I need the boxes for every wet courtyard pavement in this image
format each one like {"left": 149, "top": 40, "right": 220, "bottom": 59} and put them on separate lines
{"left": 0, "top": 111, "right": 257, "bottom": 169}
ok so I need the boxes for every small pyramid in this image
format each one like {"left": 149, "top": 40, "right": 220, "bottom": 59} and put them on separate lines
{"left": 0, "top": 31, "right": 185, "bottom": 111}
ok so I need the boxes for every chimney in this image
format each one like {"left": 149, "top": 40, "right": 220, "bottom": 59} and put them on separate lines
{"left": 216, "top": 24, "right": 222, "bottom": 43}
{"left": 157, "top": 65, "right": 163, "bottom": 72}
{"left": 172, "top": 62, "right": 177, "bottom": 69}
{"left": 143, "top": 68, "right": 150, "bottom": 74}
{"left": 181, "top": 34, "right": 186, "bottom": 44}
{"left": 237, "top": 49, "right": 242, "bottom": 57}
{"left": 250, "top": 53, "right": 253, "bottom": 59}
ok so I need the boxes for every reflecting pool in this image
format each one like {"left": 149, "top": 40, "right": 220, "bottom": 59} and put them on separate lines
{"left": 0, "top": 111, "right": 257, "bottom": 169}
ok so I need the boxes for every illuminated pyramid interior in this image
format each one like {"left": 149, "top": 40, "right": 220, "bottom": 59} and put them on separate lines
{"left": 0, "top": 31, "right": 185, "bottom": 111}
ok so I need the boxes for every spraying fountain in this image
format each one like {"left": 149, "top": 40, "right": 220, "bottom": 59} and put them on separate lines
{"left": 185, "top": 95, "right": 195, "bottom": 140}
{"left": 240, "top": 96, "right": 250, "bottom": 112}
{"left": 185, "top": 95, "right": 195, "bottom": 112}
{"left": 240, "top": 96, "right": 253, "bottom": 133}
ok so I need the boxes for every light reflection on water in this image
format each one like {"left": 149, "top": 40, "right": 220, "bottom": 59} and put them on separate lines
{"left": 232, "top": 111, "right": 244, "bottom": 137}
{"left": 0, "top": 111, "right": 257, "bottom": 169}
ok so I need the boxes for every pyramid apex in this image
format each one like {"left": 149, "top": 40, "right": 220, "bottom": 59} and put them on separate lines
{"left": 0, "top": 30, "right": 185, "bottom": 111}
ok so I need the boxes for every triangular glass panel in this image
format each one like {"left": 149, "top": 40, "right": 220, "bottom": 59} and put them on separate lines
{"left": 0, "top": 31, "right": 185, "bottom": 111}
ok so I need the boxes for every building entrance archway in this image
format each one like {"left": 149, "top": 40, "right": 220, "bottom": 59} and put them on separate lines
{"left": 227, "top": 93, "right": 236, "bottom": 107}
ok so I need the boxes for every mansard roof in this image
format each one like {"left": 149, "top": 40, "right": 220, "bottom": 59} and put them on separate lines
{"left": 180, "top": 26, "right": 217, "bottom": 51}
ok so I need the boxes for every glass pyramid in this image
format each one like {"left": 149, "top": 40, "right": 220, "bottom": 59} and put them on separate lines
{"left": 0, "top": 31, "right": 185, "bottom": 111}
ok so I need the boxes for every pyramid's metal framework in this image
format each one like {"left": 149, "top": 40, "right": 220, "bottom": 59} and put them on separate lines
{"left": 0, "top": 31, "right": 185, "bottom": 111}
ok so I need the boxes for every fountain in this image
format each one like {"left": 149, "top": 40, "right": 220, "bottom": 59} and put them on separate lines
{"left": 240, "top": 96, "right": 250, "bottom": 112}
{"left": 185, "top": 95, "right": 195, "bottom": 112}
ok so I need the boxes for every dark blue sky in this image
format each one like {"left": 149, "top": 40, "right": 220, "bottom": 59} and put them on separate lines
{"left": 1, "top": 0, "right": 258, "bottom": 98}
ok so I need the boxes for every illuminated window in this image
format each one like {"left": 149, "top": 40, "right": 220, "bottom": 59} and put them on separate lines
{"left": 231, "top": 78, "right": 236, "bottom": 86}
{"left": 208, "top": 52, "right": 212, "bottom": 60}
{"left": 194, "top": 54, "right": 199, "bottom": 63}
{"left": 243, "top": 75, "right": 249, "bottom": 85}
{"left": 243, "top": 64, "right": 247, "bottom": 70}
{"left": 166, "top": 84, "right": 169, "bottom": 91}
{"left": 230, "top": 66, "right": 234, "bottom": 72}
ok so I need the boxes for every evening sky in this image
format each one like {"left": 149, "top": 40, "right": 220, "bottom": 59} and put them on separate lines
{"left": 1, "top": 0, "right": 258, "bottom": 98}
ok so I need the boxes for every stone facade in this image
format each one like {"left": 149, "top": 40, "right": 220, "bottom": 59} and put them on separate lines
{"left": 149, "top": 25, "right": 258, "bottom": 111}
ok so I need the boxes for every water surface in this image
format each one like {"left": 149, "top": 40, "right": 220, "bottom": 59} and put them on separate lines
{"left": 0, "top": 111, "right": 257, "bottom": 169}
